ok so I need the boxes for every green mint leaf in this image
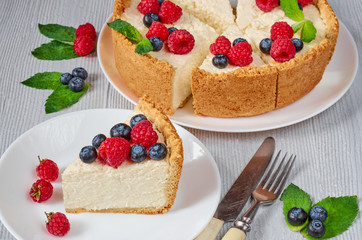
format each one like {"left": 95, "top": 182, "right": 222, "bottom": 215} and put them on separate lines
{"left": 107, "top": 19, "right": 143, "bottom": 43}
{"left": 135, "top": 38, "right": 153, "bottom": 55}
{"left": 280, "top": 183, "right": 313, "bottom": 232}
{"left": 21, "top": 72, "right": 62, "bottom": 90}
{"left": 301, "top": 196, "right": 358, "bottom": 240}
{"left": 32, "top": 40, "right": 80, "bottom": 60}
{"left": 38, "top": 24, "right": 76, "bottom": 42}
{"left": 291, "top": 21, "right": 305, "bottom": 33}
{"left": 301, "top": 20, "right": 317, "bottom": 43}
{"left": 45, "top": 83, "right": 89, "bottom": 114}
{"left": 280, "top": 0, "right": 304, "bottom": 22}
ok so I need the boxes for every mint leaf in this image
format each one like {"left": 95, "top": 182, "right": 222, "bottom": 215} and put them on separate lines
{"left": 280, "top": 183, "right": 313, "bottom": 232}
{"left": 38, "top": 24, "right": 76, "bottom": 42}
{"left": 301, "top": 20, "right": 317, "bottom": 43}
{"left": 45, "top": 83, "right": 89, "bottom": 114}
{"left": 107, "top": 19, "right": 143, "bottom": 43}
{"left": 291, "top": 21, "right": 305, "bottom": 33}
{"left": 31, "top": 40, "right": 80, "bottom": 60}
{"left": 301, "top": 196, "right": 358, "bottom": 240}
{"left": 280, "top": 0, "right": 304, "bottom": 22}
{"left": 136, "top": 38, "right": 153, "bottom": 55}
{"left": 21, "top": 72, "right": 62, "bottom": 90}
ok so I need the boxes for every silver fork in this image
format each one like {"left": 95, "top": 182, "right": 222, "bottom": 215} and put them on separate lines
{"left": 221, "top": 151, "right": 296, "bottom": 240}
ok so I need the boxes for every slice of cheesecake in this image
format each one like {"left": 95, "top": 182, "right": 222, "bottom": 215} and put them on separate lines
{"left": 62, "top": 96, "right": 183, "bottom": 214}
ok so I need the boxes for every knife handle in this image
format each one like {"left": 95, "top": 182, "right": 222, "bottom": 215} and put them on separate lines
{"left": 221, "top": 227, "right": 246, "bottom": 240}
{"left": 194, "top": 217, "right": 224, "bottom": 240}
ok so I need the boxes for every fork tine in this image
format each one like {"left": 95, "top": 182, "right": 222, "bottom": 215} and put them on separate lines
{"left": 270, "top": 154, "right": 294, "bottom": 192}
{"left": 265, "top": 152, "right": 288, "bottom": 189}
{"left": 274, "top": 155, "right": 296, "bottom": 195}
{"left": 260, "top": 150, "right": 281, "bottom": 187}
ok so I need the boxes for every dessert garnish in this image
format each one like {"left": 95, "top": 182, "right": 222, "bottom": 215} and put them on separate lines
{"left": 29, "top": 179, "right": 53, "bottom": 203}
{"left": 45, "top": 212, "right": 70, "bottom": 237}
{"left": 280, "top": 183, "right": 358, "bottom": 239}
{"left": 36, "top": 156, "right": 59, "bottom": 182}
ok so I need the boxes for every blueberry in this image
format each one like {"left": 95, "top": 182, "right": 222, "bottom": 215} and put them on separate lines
{"left": 298, "top": 3, "right": 303, "bottom": 10}
{"left": 79, "top": 146, "right": 97, "bottom": 163}
{"left": 130, "top": 114, "right": 147, "bottom": 128}
{"left": 168, "top": 27, "right": 178, "bottom": 35}
{"left": 232, "top": 38, "right": 247, "bottom": 46}
{"left": 72, "top": 67, "right": 88, "bottom": 80}
{"left": 307, "top": 220, "right": 326, "bottom": 238}
{"left": 110, "top": 123, "right": 132, "bottom": 140}
{"left": 309, "top": 206, "right": 328, "bottom": 222}
{"left": 68, "top": 77, "right": 85, "bottom": 92}
{"left": 92, "top": 134, "right": 107, "bottom": 149}
{"left": 60, "top": 73, "right": 73, "bottom": 85}
{"left": 212, "top": 54, "right": 229, "bottom": 69}
{"left": 143, "top": 13, "right": 160, "bottom": 28}
{"left": 158, "top": 0, "right": 164, "bottom": 6}
{"left": 260, "top": 38, "right": 274, "bottom": 54}
{"left": 149, "top": 143, "right": 167, "bottom": 160}
{"left": 129, "top": 144, "right": 147, "bottom": 162}
{"left": 149, "top": 37, "right": 163, "bottom": 52}
{"left": 291, "top": 38, "right": 304, "bottom": 52}
{"left": 287, "top": 207, "right": 308, "bottom": 225}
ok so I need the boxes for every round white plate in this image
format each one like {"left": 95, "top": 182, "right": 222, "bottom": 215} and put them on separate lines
{"left": 0, "top": 109, "right": 221, "bottom": 240}
{"left": 98, "top": 19, "right": 358, "bottom": 132}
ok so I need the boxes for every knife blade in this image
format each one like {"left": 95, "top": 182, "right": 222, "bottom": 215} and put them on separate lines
{"left": 195, "top": 137, "right": 275, "bottom": 240}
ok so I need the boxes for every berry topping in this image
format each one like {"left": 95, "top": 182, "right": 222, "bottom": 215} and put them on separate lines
{"left": 59, "top": 73, "right": 73, "bottom": 85}
{"left": 212, "top": 54, "right": 229, "bottom": 69}
{"left": 29, "top": 179, "right": 53, "bottom": 203}
{"left": 129, "top": 144, "right": 148, "bottom": 162}
{"left": 259, "top": 38, "right": 274, "bottom": 54}
{"left": 110, "top": 123, "right": 132, "bottom": 140}
{"left": 168, "top": 27, "right": 178, "bottom": 35}
{"left": 149, "top": 36, "right": 163, "bottom": 51}
{"left": 309, "top": 206, "right": 328, "bottom": 222}
{"left": 149, "top": 143, "right": 167, "bottom": 160}
{"left": 256, "top": 0, "right": 279, "bottom": 12}
{"left": 131, "top": 120, "right": 158, "bottom": 149}
{"left": 79, "top": 146, "right": 97, "bottom": 163}
{"left": 68, "top": 77, "right": 85, "bottom": 92}
{"left": 137, "top": 0, "right": 160, "bottom": 15}
{"left": 130, "top": 114, "right": 148, "bottom": 128}
{"left": 158, "top": 0, "right": 164, "bottom": 5}
{"left": 167, "top": 29, "right": 195, "bottom": 55}
{"left": 287, "top": 207, "right": 308, "bottom": 225}
{"left": 307, "top": 220, "right": 326, "bottom": 238}
{"left": 75, "top": 23, "right": 97, "bottom": 41}
{"left": 72, "top": 67, "right": 88, "bottom": 80}
{"left": 270, "top": 21, "right": 294, "bottom": 40}
{"left": 227, "top": 42, "right": 253, "bottom": 67}
{"left": 210, "top": 36, "right": 231, "bottom": 55}
{"left": 159, "top": 1, "right": 182, "bottom": 24}
{"left": 92, "top": 133, "right": 107, "bottom": 149}
{"left": 45, "top": 212, "right": 70, "bottom": 237}
{"left": 298, "top": 3, "right": 303, "bottom": 10}
{"left": 36, "top": 157, "right": 59, "bottom": 182}
{"left": 233, "top": 38, "right": 247, "bottom": 46}
{"left": 143, "top": 13, "right": 160, "bottom": 28}
{"left": 98, "top": 137, "right": 131, "bottom": 168}
{"left": 298, "top": 0, "right": 313, "bottom": 7}
{"left": 291, "top": 38, "right": 304, "bottom": 52}
{"left": 270, "top": 36, "right": 296, "bottom": 63}
{"left": 73, "top": 35, "right": 94, "bottom": 56}
{"left": 146, "top": 21, "right": 169, "bottom": 41}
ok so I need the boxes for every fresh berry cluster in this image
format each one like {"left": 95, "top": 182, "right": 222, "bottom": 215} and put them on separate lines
{"left": 79, "top": 114, "right": 168, "bottom": 168}
{"left": 138, "top": 0, "right": 182, "bottom": 25}
{"left": 59, "top": 67, "right": 88, "bottom": 92}
{"left": 287, "top": 206, "right": 328, "bottom": 238}
{"left": 209, "top": 36, "right": 253, "bottom": 68}
{"left": 255, "top": 0, "right": 312, "bottom": 12}
{"left": 74, "top": 23, "right": 96, "bottom": 56}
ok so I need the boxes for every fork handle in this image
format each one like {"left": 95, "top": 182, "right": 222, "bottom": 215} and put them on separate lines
{"left": 221, "top": 227, "right": 246, "bottom": 240}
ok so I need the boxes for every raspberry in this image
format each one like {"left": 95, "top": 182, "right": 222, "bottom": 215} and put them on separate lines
{"left": 270, "top": 36, "right": 296, "bottom": 63}
{"left": 270, "top": 21, "right": 294, "bottom": 40}
{"left": 29, "top": 179, "right": 53, "bottom": 203}
{"left": 227, "top": 42, "right": 253, "bottom": 67}
{"left": 210, "top": 36, "right": 231, "bottom": 55}
{"left": 45, "top": 212, "right": 70, "bottom": 237}
{"left": 137, "top": 0, "right": 160, "bottom": 15}
{"left": 146, "top": 21, "right": 169, "bottom": 41}
{"left": 298, "top": 0, "right": 313, "bottom": 7}
{"left": 131, "top": 120, "right": 158, "bottom": 149}
{"left": 75, "top": 23, "right": 97, "bottom": 41}
{"left": 73, "top": 35, "right": 95, "bottom": 56}
{"left": 167, "top": 29, "right": 195, "bottom": 55}
{"left": 98, "top": 137, "right": 131, "bottom": 168}
{"left": 36, "top": 157, "right": 59, "bottom": 182}
{"left": 159, "top": 1, "right": 182, "bottom": 24}
{"left": 256, "top": 0, "right": 279, "bottom": 12}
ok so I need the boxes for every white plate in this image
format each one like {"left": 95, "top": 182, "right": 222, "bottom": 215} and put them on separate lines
{"left": 0, "top": 109, "right": 221, "bottom": 240}
{"left": 98, "top": 19, "right": 358, "bottom": 132}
